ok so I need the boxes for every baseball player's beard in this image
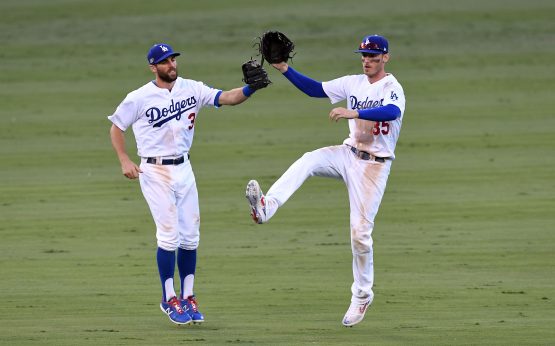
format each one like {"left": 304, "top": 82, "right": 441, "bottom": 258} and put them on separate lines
{"left": 158, "top": 68, "right": 178, "bottom": 83}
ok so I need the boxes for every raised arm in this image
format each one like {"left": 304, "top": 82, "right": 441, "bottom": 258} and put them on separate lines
{"left": 272, "top": 63, "right": 327, "bottom": 98}
{"left": 217, "top": 87, "right": 250, "bottom": 106}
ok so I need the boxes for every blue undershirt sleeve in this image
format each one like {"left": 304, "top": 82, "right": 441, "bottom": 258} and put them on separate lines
{"left": 282, "top": 67, "right": 327, "bottom": 98}
{"left": 357, "top": 104, "right": 401, "bottom": 122}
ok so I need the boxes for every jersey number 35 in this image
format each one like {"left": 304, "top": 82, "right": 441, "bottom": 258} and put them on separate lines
{"left": 372, "top": 121, "right": 390, "bottom": 135}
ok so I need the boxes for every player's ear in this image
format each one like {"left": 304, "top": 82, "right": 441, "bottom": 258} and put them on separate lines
{"left": 382, "top": 54, "right": 390, "bottom": 63}
{"left": 148, "top": 64, "right": 157, "bottom": 73}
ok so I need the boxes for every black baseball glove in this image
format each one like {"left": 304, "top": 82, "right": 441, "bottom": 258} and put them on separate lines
{"left": 258, "top": 30, "right": 295, "bottom": 65}
{"left": 242, "top": 59, "right": 271, "bottom": 91}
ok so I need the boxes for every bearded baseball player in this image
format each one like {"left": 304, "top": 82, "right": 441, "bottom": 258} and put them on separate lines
{"left": 108, "top": 43, "right": 269, "bottom": 325}
{"left": 246, "top": 34, "right": 406, "bottom": 327}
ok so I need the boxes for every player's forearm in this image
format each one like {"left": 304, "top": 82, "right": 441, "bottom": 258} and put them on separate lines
{"left": 217, "top": 87, "right": 249, "bottom": 106}
{"left": 110, "top": 124, "right": 132, "bottom": 162}
{"left": 282, "top": 67, "right": 327, "bottom": 98}
{"left": 357, "top": 104, "right": 401, "bottom": 121}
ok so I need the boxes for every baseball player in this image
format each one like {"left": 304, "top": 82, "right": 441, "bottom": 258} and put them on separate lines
{"left": 245, "top": 34, "right": 405, "bottom": 327}
{"left": 108, "top": 43, "right": 269, "bottom": 325}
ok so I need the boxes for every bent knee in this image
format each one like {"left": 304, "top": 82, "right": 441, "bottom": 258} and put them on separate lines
{"left": 351, "top": 238, "right": 371, "bottom": 254}
{"left": 350, "top": 224, "right": 373, "bottom": 254}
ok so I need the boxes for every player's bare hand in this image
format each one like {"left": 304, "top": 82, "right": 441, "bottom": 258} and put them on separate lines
{"left": 329, "top": 107, "right": 359, "bottom": 122}
{"left": 271, "top": 62, "right": 288, "bottom": 73}
{"left": 121, "top": 159, "right": 142, "bottom": 179}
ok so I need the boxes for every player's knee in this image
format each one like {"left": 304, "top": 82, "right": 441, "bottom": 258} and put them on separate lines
{"left": 351, "top": 238, "right": 371, "bottom": 254}
{"left": 350, "top": 224, "right": 373, "bottom": 254}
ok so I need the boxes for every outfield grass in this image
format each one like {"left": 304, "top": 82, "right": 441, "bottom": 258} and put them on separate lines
{"left": 1, "top": 0, "right": 554, "bottom": 344}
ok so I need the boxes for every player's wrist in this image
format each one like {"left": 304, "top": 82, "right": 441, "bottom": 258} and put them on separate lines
{"left": 273, "top": 63, "right": 288, "bottom": 73}
{"left": 242, "top": 85, "right": 255, "bottom": 97}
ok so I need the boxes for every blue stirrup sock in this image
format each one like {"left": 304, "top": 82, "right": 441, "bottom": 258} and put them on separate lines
{"left": 157, "top": 247, "right": 176, "bottom": 302}
{"left": 178, "top": 248, "right": 197, "bottom": 299}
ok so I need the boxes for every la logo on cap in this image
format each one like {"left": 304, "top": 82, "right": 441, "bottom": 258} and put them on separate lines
{"left": 147, "top": 43, "right": 181, "bottom": 65}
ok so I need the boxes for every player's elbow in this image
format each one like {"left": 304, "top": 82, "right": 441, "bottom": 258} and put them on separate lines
{"left": 110, "top": 124, "right": 124, "bottom": 140}
{"left": 389, "top": 104, "right": 401, "bottom": 119}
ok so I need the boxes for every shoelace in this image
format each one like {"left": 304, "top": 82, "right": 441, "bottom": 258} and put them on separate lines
{"left": 168, "top": 297, "right": 184, "bottom": 314}
{"left": 187, "top": 297, "right": 199, "bottom": 312}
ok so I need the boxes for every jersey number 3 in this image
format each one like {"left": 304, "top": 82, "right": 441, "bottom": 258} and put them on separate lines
{"left": 188, "top": 113, "right": 196, "bottom": 130}
{"left": 372, "top": 121, "right": 390, "bottom": 135}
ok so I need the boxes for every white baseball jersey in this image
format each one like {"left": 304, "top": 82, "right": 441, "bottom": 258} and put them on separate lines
{"left": 322, "top": 74, "right": 405, "bottom": 159}
{"left": 108, "top": 77, "right": 221, "bottom": 157}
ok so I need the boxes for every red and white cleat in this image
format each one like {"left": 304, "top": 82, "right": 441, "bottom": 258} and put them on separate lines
{"left": 245, "top": 179, "right": 267, "bottom": 224}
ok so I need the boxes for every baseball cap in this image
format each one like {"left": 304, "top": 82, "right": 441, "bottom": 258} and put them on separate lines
{"left": 354, "top": 35, "right": 388, "bottom": 54}
{"left": 147, "top": 43, "right": 181, "bottom": 65}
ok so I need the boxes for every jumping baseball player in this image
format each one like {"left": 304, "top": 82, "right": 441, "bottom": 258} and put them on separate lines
{"left": 246, "top": 34, "right": 406, "bottom": 327}
{"left": 108, "top": 43, "right": 269, "bottom": 325}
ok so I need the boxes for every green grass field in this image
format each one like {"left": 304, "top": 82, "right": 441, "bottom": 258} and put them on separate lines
{"left": 1, "top": 0, "right": 554, "bottom": 344}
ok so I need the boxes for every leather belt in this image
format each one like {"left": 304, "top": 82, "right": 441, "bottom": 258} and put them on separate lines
{"left": 145, "top": 155, "right": 187, "bottom": 165}
{"left": 347, "top": 145, "right": 386, "bottom": 163}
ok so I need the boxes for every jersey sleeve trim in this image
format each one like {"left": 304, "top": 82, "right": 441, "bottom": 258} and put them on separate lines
{"left": 107, "top": 116, "right": 128, "bottom": 131}
{"left": 214, "top": 90, "right": 223, "bottom": 108}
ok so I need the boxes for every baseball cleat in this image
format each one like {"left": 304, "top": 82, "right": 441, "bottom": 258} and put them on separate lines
{"left": 182, "top": 295, "right": 204, "bottom": 323}
{"left": 245, "top": 180, "right": 267, "bottom": 224}
{"left": 342, "top": 296, "right": 373, "bottom": 327}
{"left": 160, "top": 296, "right": 192, "bottom": 325}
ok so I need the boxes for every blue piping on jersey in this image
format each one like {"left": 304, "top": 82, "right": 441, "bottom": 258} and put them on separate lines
{"left": 357, "top": 104, "right": 401, "bottom": 121}
{"left": 282, "top": 67, "right": 327, "bottom": 98}
{"left": 214, "top": 90, "right": 223, "bottom": 107}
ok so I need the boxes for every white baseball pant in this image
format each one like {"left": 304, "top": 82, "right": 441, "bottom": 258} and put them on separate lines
{"left": 264, "top": 145, "right": 392, "bottom": 303}
{"left": 139, "top": 157, "right": 200, "bottom": 251}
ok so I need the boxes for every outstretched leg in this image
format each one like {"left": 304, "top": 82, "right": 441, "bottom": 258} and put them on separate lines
{"left": 246, "top": 146, "right": 345, "bottom": 223}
